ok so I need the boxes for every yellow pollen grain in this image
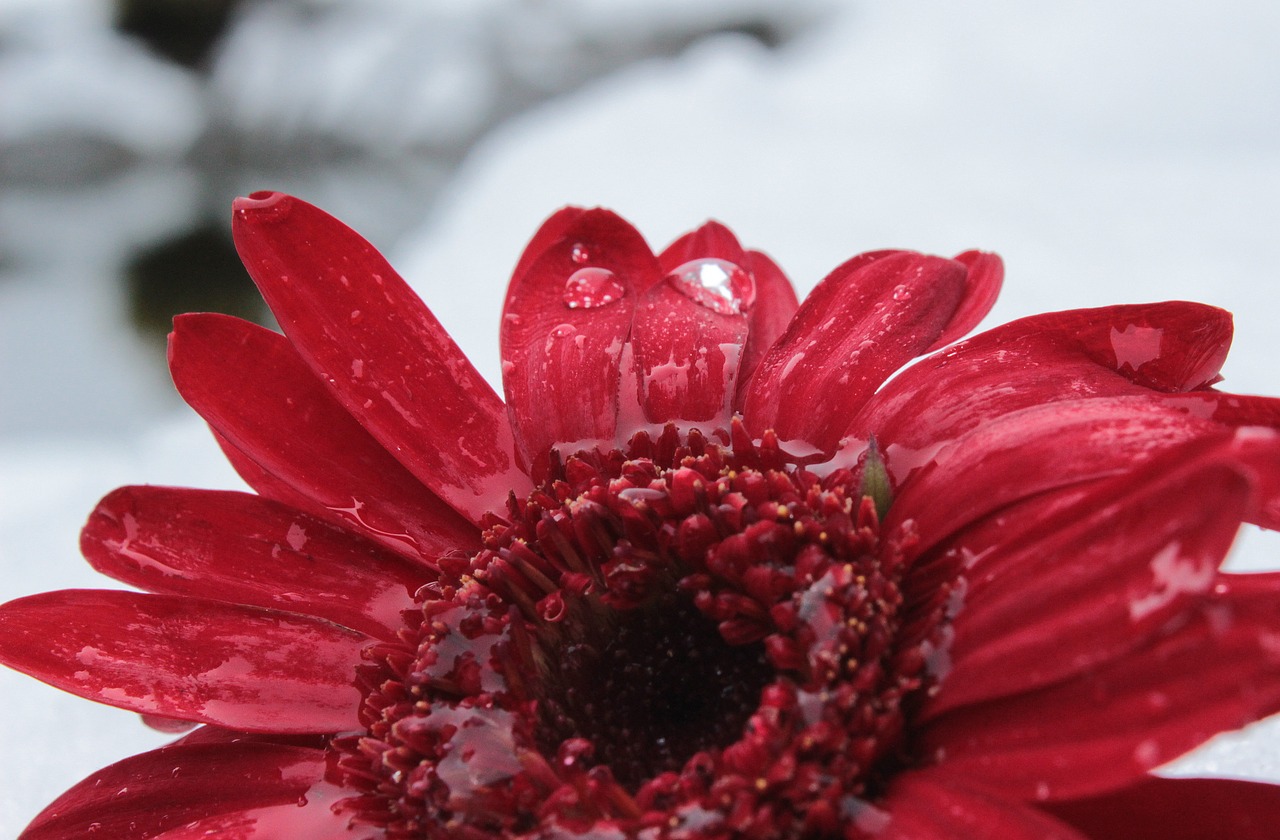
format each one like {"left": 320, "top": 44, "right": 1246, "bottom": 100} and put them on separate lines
{"left": 775, "top": 504, "right": 788, "bottom": 518}
{"left": 755, "top": 778, "right": 768, "bottom": 791}
{"left": 819, "top": 531, "right": 829, "bottom": 542}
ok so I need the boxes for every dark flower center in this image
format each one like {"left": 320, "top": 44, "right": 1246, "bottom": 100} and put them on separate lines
{"left": 534, "top": 591, "right": 772, "bottom": 789}
{"left": 335, "top": 422, "right": 956, "bottom": 838}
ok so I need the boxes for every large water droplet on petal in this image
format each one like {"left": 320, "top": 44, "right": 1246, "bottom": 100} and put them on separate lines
{"left": 563, "top": 267, "right": 626, "bottom": 310}
{"left": 666, "top": 258, "right": 755, "bottom": 315}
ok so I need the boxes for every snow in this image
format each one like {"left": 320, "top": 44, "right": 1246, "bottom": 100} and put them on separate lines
{"left": 3, "top": 0, "right": 1280, "bottom": 833}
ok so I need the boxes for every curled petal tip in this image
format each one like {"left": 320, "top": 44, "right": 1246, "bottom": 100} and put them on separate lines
{"left": 233, "top": 191, "right": 294, "bottom": 223}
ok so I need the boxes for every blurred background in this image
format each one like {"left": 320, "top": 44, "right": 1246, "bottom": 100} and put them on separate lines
{"left": 2, "top": 0, "right": 1279, "bottom": 832}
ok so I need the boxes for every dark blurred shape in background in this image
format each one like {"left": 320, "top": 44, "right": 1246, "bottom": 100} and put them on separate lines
{"left": 124, "top": 223, "right": 262, "bottom": 340}
{"left": 115, "top": 0, "right": 241, "bottom": 68}
{"left": 0, "top": 0, "right": 828, "bottom": 438}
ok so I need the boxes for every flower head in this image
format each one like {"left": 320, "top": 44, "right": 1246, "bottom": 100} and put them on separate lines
{"left": 3, "top": 192, "right": 1280, "bottom": 839}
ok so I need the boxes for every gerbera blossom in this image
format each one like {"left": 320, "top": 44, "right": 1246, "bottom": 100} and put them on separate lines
{"left": 3, "top": 191, "right": 1280, "bottom": 839}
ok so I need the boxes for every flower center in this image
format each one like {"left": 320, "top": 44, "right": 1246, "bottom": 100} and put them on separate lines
{"left": 335, "top": 423, "right": 955, "bottom": 838}
{"left": 534, "top": 591, "right": 772, "bottom": 789}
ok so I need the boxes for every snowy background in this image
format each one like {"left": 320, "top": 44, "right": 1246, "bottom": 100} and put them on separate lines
{"left": 3, "top": 0, "right": 1280, "bottom": 833}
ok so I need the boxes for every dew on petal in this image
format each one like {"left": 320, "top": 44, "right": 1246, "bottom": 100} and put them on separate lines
{"left": 570, "top": 243, "right": 591, "bottom": 264}
{"left": 666, "top": 257, "right": 755, "bottom": 314}
{"left": 563, "top": 267, "right": 626, "bottom": 310}
{"left": 1110, "top": 323, "right": 1165, "bottom": 372}
{"left": 891, "top": 284, "right": 911, "bottom": 302}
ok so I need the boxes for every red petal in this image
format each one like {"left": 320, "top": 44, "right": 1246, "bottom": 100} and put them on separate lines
{"left": 1048, "top": 776, "right": 1280, "bottom": 840}
{"left": 169, "top": 313, "right": 478, "bottom": 564}
{"left": 924, "top": 433, "right": 1264, "bottom": 716}
{"left": 923, "top": 250, "right": 1004, "bottom": 352}
{"left": 657, "top": 224, "right": 800, "bottom": 416}
{"left": 886, "top": 396, "right": 1224, "bottom": 555}
{"left": 500, "top": 209, "right": 655, "bottom": 477}
{"left": 735, "top": 250, "right": 800, "bottom": 410}
{"left": 742, "top": 250, "right": 967, "bottom": 451}
{"left": 82, "top": 486, "right": 427, "bottom": 641}
{"left": 628, "top": 271, "right": 750, "bottom": 428}
{"left": 657, "top": 219, "right": 747, "bottom": 271}
{"left": 151, "top": 779, "right": 354, "bottom": 840}
{"left": 874, "top": 772, "right": 1087, "bottom": 839}
{"left": 852, "top": 302, "right": 1234, "bottom": 467}
{"left": 0, "top": 590, "right": 369, "bottom": 732}
{"left": 232, "top": 191, "right": 529, "bottom": 522}
{"left": 509, "top": 206, "right": 588, "bottom": 280}
{"left": 921, "top": 584, "right": 1280, "bottom": 801}
{"left": 21, "top": 741, "right": 335, "bottom": 840}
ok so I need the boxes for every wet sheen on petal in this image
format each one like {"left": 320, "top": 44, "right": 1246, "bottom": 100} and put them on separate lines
{"left": 82, "top": 486, "right": 429, "bottom": 641}
{"left": 923, "top": 434, "right": 1261, "bottom": 716}
{"left": 920, "top": 586, "right": 1280, "bottom": 801}
{"left": 0, "top": 590, "right": 370, "bottom": 733}
{"left": 735, "top": 250, "right": 800, "bottom": 410}
{"left": 923, "top": 249, "right": 1004, "bottom": 352}
{"left": 656, "top": 219, "right": 748, "bottom": 273}
{"left": 169, "top": 313, "right": 479, "bottom": 565}
{"left": 742, "top": 250, "right": 967, "bottom": 452}
{"left": 850, "top": 302, "right": 1235, "bottom": 469}
{"left": 232, "top": 192, "right": 529, "bottom": 522}
{"left": 886, "top": 396, "right": 1225, "bottom": 556}
{"left": 21, "top": 742, "right": 336, "bottom": 840}
{"left": 627, "top": 268, "right": 750, "bottom": 429}
{"left": 500, "top": 209, "right": 655, "bottom": 477}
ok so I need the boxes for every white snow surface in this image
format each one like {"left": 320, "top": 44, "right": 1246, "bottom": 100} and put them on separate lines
{"left": 4, "top": 0, "right": 1280, "bottom": 834}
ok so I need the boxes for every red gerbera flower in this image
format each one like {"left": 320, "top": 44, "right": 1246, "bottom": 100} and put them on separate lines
{"left": 3, "top": 192, "right": 1280, "bottom": 839}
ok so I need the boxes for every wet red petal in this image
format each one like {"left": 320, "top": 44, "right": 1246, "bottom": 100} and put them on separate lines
{"left": 628, "top": 273, "right": 749, "bottom": 428}
{"left": 501, "top": 209, "right": 655, "bottom": 477}
{"left": 887, "top": 396, "right": 1224, "bottom": 555}
{"left": 874, "top": 772, "right": 1087, "bottom": 839}
{"left": 1047, "top": 775, "right": 1280, "bottom": 840}
{"left": 923, "top": 250, "right": 1004, "bottom": 352}
{"left": 81, "top": 486, "right": 428, "bottom": 641}
{"left": 169, "top": 313, "right": 478, "bottom": 564}
{"left": 925, "top": 434, "right": 1263, "bottom": 715}
{"left": 150, "top": 783, "right": 355, "bottom": 839}
{"left": 509, "top": 206, "right": 588, "bottom": 281}
{"left": 657, "top": 219, "right": 748, "bottom": 271}
{"left": 921, "top": 583, "right": 1280, "bottom": 801}
{"left": 742, "top": 250, "right": 967, "bottom": 451}
{"left": 231, "top": 191, "right": 529, "bottom": 522}
{"left": 0, "top": 590, "right": 369, "bottom": 732}
{"left": 735, "top": 250, "right": 800, "bottom": 410}
{"left": 21, "top": 741, "right": 334, "bottom": 840}
{"left": 852, "top": 302, "right": 1235, "bottom": 467}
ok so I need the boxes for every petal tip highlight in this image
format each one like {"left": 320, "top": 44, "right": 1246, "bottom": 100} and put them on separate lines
{"left": 233, "top": 191, "right": 295, "bottom": 225}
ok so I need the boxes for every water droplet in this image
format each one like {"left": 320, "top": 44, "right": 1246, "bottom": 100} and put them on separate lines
{"left": 891, "top": 284, "right": 911, "bottom": 302}
{"left": 550, "top": 323, "right": 576, "bottom": 339}
{"left": 570, "top": 243, "right": 590, "bottom": 264}
{"left": 563, "top": 267, "right": 625, "bottom": 309}
{"left": 666, "top": 258, "right": 754, "bottom": 314}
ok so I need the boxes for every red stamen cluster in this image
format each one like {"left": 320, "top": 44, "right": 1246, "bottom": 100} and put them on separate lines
{"left": 333, "top": 421, "right": 957, "bottom": 839}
